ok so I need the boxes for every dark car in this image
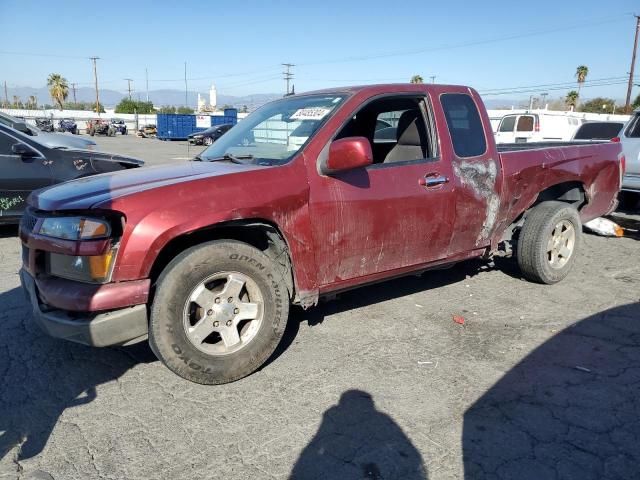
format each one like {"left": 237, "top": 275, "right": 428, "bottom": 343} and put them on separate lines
{"left": 57, "top": 118, "right": 79, "bottom": 135}
{"left": 188, "top": 123, "right": 233, "bottom": 145}
{"left": 572, "top": 121, "right": 624, "bottom": 141}
{"left": 0, "top": 111, "right": 33, "bottom": 135}
{"left": 0, "top": 123, "right": 143, "bottom": 223}
{"left": 110, "top": 119, "right": 128, "bottom": 135}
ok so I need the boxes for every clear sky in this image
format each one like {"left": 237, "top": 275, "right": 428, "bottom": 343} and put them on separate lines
{"left": 1, "top": 0, "right": 638, "bottom": 101}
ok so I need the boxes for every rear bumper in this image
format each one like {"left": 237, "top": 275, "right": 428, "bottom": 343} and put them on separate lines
{"left": 622, "top": 173, "right": 640, "bottom": 193}
{"left": 20, "top": 269, "right": 149, "bottom": 347}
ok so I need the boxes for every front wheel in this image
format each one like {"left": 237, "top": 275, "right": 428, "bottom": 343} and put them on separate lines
{"left": 149, "top": 240, "right": 290, "bottom": 384}
{"left": 203, "top": 136, "right": 213, "bottom": 146}
{"left": 517, "top": 201, "right": 582, "bottom": 284}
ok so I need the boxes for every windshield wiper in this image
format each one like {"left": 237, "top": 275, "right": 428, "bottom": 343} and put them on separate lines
{"left": 207, "top": 153, "right": 255, "bottom": 164}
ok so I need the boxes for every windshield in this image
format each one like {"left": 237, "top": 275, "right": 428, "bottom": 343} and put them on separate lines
{"left": 198, "top": 94, "right": 346, "bottom": 165}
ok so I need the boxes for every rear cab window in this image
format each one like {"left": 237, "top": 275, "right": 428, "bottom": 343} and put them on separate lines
{"left": 441, "top": 93, "right": 487, "bottom": 157}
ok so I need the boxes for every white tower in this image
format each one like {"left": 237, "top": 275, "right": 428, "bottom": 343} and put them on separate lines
{"left": 209, "top": 84, "right": 217, "bottom": 110}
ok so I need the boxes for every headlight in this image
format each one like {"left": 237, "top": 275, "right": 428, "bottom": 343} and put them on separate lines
{"left": 193, "top": 135, "right": 203, "bottom": 138}
{"left": 39, "top": 217, "right": 111, "bottom": 240}
{"left": 48, "top": 249, "right": 117, "bottom": 283}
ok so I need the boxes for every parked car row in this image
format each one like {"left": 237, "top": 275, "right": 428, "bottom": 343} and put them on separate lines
{"left": 0, "top": 112, "right": 97, "bottom": 150}
{"left": 0, "top": 112, "right": 143, "bottom": 223}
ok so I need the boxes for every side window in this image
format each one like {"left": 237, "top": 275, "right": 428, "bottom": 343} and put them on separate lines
{"left": 516, "top": 115, "right": 534, "bottom": 132}
{"left": 373, "top": 111, "right": 407, "bottom": 143}
{"left": 626, "top": 114, "right": 640, "bottom": 138}
{"left": 441, "top": 93, "right": 487, "bottom": 158}
{"left": 0, "top": 132, "right": 15, "bottom": 154}
{"left": 498, "top": 116, "right": 516, "bottom": 132}
{"left": 335, "top": 96, "right": 433, "bottom": 165}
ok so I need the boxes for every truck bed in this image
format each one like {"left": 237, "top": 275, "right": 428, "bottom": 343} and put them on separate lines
{"left": 497, "top": 141, "right": 609, "bottom": 152}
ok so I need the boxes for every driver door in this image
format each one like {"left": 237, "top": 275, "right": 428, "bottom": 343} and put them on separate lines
{"left": 0, "top": 131, "right": 52, "bottom": 218}
{"left": 307, "top": 94, "right": 456, "bottom": 287}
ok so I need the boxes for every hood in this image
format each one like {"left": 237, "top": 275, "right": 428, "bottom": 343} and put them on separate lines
{"left": 29, "top": 160, "right": 264, "bottom": 211}
{"left": 36, "top": 133, "right": 97, "bottom": 150}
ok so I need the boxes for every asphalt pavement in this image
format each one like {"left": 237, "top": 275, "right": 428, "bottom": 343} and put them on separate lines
{"left": 1, "top": 135, "right": 639, "bottom": 479}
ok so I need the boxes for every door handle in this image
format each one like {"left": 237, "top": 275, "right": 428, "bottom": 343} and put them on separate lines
{"left": 419, "top": 175, "right": 449, "bottom": 188}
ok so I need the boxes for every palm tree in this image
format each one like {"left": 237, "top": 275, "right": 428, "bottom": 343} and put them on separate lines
{"left": 410, "top": 75, "right": 424, "bottom": 84}
{"left": 565, "top": 91, "right": 579, "bottom": 111}
{"left": 575, "top": 65, "right": 588, "bottom": 100}
{"left": 28, "top": 95, "right": 37, "bottom": 109}
{"left": 47, "top": 73, "right": 69, "bottom": 110}
{"left": 12, "top": 95, "right": 20, "bottom": 108}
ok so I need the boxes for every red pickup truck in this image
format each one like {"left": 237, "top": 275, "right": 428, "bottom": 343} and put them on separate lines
{"left": 19, "top": 84, "right": 623, "bottom": 384}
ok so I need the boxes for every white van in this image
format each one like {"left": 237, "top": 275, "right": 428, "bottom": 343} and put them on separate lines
{"left": 619, "top": 109, "right": 640, "bottom": 194}
{"left": 495, "top": 113, "right": 582, "bottom": 144}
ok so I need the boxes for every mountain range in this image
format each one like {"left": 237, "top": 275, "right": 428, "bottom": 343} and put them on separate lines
{"left": 4, "top": 85, "right": 281, "bottom": 110}
{"left": 5, "top": 85, "right": 557, "bottom": 111}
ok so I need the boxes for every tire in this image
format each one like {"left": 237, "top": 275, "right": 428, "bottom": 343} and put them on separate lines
{"left": 123, "top": 128, "right": 128, "bottom": 135}
{"left": 203, "top": 136, "right": 213, "bottom": 146}
{"left": 149, "top": 240, "right": 290, "bottom": 384}
{"left": 73, "top": 127, "right": 78, "bottom": 135}
{"left": 517, "top": 201, "right": 582, "bottom": 284}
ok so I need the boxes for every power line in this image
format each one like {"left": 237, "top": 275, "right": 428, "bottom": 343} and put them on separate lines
{"left": 296, "top": 14, "right": 630, "bottom": 67}
{"left": 480, "top": 76, "right": 628, "bottom": 93}
{"left": 480, "top": 79, "right": 629, "bottom": 96}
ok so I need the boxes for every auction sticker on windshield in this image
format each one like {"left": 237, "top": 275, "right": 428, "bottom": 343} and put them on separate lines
{"left": 290, "top": 107, "right": 333, "bottom": 121}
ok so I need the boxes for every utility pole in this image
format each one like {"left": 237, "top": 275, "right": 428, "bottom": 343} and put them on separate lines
{"left": 184, "top": 62, "right": 188, "bottom": 107}
{"left": 540, "top": 92, "right": 548, "bottom": 110}
{"left": 145, "top": 68, "right": 149, "bottom": 103}
{"left": 282, "top": 63, "right": 295, "bottom": 95}
{"left": 429, "top": 75, "right": 436, "bottom": 84}
{"left": 3, "top": 81, "right": 8, "bottom": 108}
{"left": 90, "top": 57, "right": 100, "bottom": 115}
{"left": 124, "top": 78, "right": 133, "bottom": 99}
{"left": 71, "top": 83, "right": 77, "bottom": 104}
{"left": 529, "top": 95, "right": 535, "bottom": 110}
{"left": 625, "top": 14, "right": 640, "bottom": 113}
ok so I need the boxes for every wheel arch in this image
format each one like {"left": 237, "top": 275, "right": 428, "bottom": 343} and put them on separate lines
{"left": 501, "top": 181, "right": 587, "bottom": 243}
{"left": 148, "top": 218, "right": 296, "bottom": 302}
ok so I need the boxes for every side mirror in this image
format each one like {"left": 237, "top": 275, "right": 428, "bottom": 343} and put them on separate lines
{"left": 11, "top": 143, "right": 39, "bottom": 158}
{"left": 320, "top": 137, "right": 373, "bottom": 175}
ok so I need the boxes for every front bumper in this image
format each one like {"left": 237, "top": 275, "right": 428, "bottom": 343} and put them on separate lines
{"left": 20, "top": 269, "right": 149, "bottom": 347}
{"left": 188, "top": 137, "right": 203, "bottom": 145}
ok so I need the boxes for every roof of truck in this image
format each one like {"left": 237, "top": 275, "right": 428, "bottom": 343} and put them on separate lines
{"left": 295, "top": 83, "right": 461, "bottom": 97}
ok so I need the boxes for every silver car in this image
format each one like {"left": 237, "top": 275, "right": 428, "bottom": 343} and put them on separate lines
{"left": 620, "top": 110, "right": 640, "bottom": 194}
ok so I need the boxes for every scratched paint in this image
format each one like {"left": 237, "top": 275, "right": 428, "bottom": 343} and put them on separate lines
{"left": 452, "top": 158, "right": 500, "bottom": 244}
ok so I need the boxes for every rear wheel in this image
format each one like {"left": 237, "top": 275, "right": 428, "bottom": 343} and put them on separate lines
{"left": 149, "top": 240, "right": 289, "bottom": 384}
{"left": 517, "top": 201, "right": 581, "bottom": 284}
